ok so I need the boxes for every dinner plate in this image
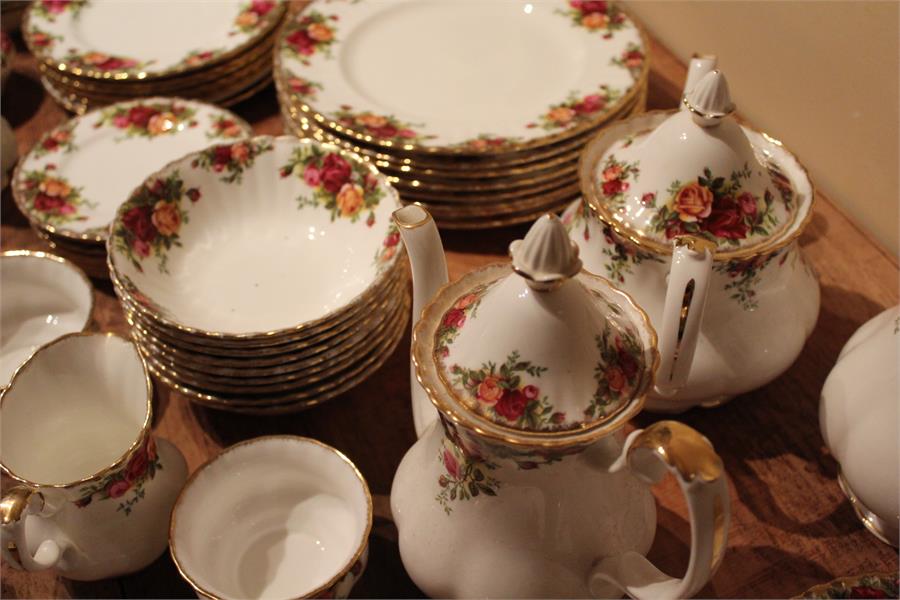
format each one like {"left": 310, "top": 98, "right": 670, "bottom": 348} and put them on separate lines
{"left": 277, "top": 0, "right": 647, "bottom": 155}
{"left": 25, "top": 0, "right": 286, "bottom": 80}
{"left": 13, "top": 97, "right": 253, "bottom": 242}
{"left": 108, "top": 136, "right": 403, "bottom": 338}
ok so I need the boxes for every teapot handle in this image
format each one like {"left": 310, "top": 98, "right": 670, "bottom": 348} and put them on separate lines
{"left": 655, "top": 236, "right": 716, "bottom": 397}
{"left": 589, "top": 421, "right": 730, "bottom": 600}
{"left": 1, "top": 486, "right": 64, "bottom": 571}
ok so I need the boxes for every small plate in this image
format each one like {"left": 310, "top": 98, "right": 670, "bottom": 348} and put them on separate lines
{"left": 0, "top": 251, "right": 94, "bottom": 385}
{"left": 25, "top": 0, "right": 286, "bottom": 80}
{"left": 12, "top": 97, "right": 253, "bottom": 243}
{"left": 276, "top": 0, "right": 647, "bottom": 155}
{"left": 108, "top": 136, "right": 403, "bottom": 338}
{"left": 794, "top": 573, "right": 899, "bottom": 599}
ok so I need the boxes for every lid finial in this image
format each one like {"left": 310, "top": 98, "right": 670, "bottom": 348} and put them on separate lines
{"left": 682, "top": 70, "right": 735, "bottom": 127}
{"left": 509, "top": 214, "right": 582, "bottom": 291}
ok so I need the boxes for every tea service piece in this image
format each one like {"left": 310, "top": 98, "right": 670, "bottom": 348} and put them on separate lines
{"left": 170, "top": 436, "right": 371, "bottom": 599}
{"left": 391, "top": 207, "right": 730, "bottom": 599}
{"left": 0, "top": 250, "right": 93, "bottom": 386}
{"left": 1, "top": 115, "right": 16, "bottom": 189}
{"left": 820, "top": 306, "right": 899, "bottom": 547}
{"left": 794, "top": 572, "right": 899, "bottom": 599}
{"left": 0, "top": 332, "right": 188, "bottom": 581}
{"left": 564, "top": 55, "right": 819, "bottom": 412}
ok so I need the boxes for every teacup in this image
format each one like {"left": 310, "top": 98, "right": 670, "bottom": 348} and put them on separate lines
{"left": 170, "top": 436, "right": 372, "bottom": 599}
{"left": 0, "top": 332, "right": 188, "bottom": 581}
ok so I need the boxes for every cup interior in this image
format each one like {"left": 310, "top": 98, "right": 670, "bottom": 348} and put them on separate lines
{"left": 0, "top": 334, "right": 150, "bottom": 486}
{"left": 171, "top": 436, "right": 370, "bottom": 599}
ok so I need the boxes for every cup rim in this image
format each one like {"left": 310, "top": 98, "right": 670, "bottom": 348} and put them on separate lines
{"left": 169, "top": 434, "right": 374, "bottom": 600}
{"left": 0, "top": 331, "right": 153, "bottom": 489}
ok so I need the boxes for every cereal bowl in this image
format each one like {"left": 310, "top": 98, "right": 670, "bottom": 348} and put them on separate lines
{"left": 108, "top": 136, "right": 403, "bottom": 339}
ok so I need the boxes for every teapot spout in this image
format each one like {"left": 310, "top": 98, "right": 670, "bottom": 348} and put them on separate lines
{"left": 393, "top": 204, "right": 448, "bottom": 438}
{"left": 680, "top": 54, "right": 718, "bottom": 108}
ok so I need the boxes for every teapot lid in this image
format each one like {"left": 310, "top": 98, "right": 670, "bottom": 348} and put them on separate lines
{"left": 412, "top": 215, "right": 658, "bottom": 445}
{"left": 584, "top": 70, "right": 800, "bottom": 255}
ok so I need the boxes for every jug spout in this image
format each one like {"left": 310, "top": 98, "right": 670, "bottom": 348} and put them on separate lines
{"left": 681, "top": 53, "right": 718, "bottom": 107}
{"left": 393, "top": 204, "right": 449, "bottom": 438}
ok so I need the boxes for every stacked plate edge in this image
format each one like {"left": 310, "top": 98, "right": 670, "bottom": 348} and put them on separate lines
{"left": 275, "top": 0, "right": 650, "bottom": 229}
{"left": 106, "top": 135, "right": 410, "bottom": 414}
{"left": 23, "top": 0, "right": 288, "bottom": 114}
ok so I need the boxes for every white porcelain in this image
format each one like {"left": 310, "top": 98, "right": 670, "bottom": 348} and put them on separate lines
{"left": 0, "top": 333, "right": 188, "bottom": 581}
{"left": 25, "top": 0, "right": 285, "bottom": 78}
{"left": 820, "top": 306, "right": 899, "bottom": 547}
{"left": 107, "top": 136, "right": 402, "bottom": 336}
{"left": 278, "top": 0, "right": 646, "bottom": 151}
{"left": 568, "top": 55, "right": 819, "bottom": 412}
{"left": 1, "top": 115, "right": 16, "bottom": 189}
{"left": 170, "top": 436, "right": 371, "bottom": 599}
{"left": 12, "top": 98, "right": 252, "bottom": 242}
{"left": 0, "top": 250, "right": 93, "bottom": 386}
{"left": 391, "top": 207, "right": 730, "bottom": 599}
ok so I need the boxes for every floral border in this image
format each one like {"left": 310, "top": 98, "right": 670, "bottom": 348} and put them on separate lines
{"left": 610, "top": 41, "right": 645, "bottom": 78}
{"left": 60, "top": 50, "right": 152, "bottom": 75}
{"left": 207, "top": 114, "right": 247, "bottom": 140}
{"left": 595, "top": 154, "right": 639, "bottom": 210}
{"left": 555, "top": 1, "right": 629, "bottom": 39}
{"left": 374, "top": 222, "right": 400, "bottom": 272}
{"left": 74, "top": 436, "right": 162, "bottom": 516}
{"left": 191, "top": 138, "right": 274, "bottom": 184}
{"left": 31, "top": 0, "right": 84, "bottom": 22}
{"left": 587, "top": 321, "right": 643, "bottom": 419}
{"left": 436, "top": 420, "right": 500, "bottom": 515}
{"left": 281, "top": 10, "right": 338, "bottom": 65}
{"left": 434, "top": 285, "right": 488, "bottom": 358}
{"left": 94, "top": 101, "right": 199, "bottom": 139}
{"left": 333, "top": 106, "right": 434, "bottom": 145}
{"left": 17, "top": 166, "right": 96, "bottom": 227}
{"left": 232, "top": 0, "right": 278, "bottom": 34}
{"left": 32, "top": 120, "right": 78, "bottom": 158}
{"left": 528, "top": 85, "right": 622, "bottom": 131}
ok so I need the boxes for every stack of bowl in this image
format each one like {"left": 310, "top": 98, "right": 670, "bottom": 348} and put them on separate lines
{"left": 107, "top": 135, "right": 409, "bottom": 414}
{"left": 11, "top": 97, "right": 253, "bottom": 278}
{"left": 23, "top": 0, "right": 287, "bottom": 115}
{"left": 276, "top": 0, "right": 648, "bottom": 229}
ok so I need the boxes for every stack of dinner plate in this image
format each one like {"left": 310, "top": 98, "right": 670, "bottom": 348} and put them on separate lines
{"left": 23, "top": 0, "right": 287, "bottom": 115}
{"left": 11, "top": 97, "right": 253, "bottom": 278}
{"left": 107, "top": 135, "right": 409, "bottom": 414}
{"left": 276, "top": 0, "right": 649, "bottom": 229}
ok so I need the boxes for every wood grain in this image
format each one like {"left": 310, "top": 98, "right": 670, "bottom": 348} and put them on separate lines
{"left": 1, "top": 28, "right": 897, "bottom": 600}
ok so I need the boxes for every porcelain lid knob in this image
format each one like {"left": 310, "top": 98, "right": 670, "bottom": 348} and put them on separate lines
{"left": 509, "top": 214, "right": 582, "bottom": 290}
{"left": 683, "top": 70, "right": 735, "bottom": 127}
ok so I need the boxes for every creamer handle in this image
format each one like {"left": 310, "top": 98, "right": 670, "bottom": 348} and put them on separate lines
{"left": 655, "top": 236, "right": 715, "bottom": 397}
{"left": 589, "top": 421, "right": 730, "bottom": 599}
{"left": 1, "top": 486, "right": 64, "bottom": 571}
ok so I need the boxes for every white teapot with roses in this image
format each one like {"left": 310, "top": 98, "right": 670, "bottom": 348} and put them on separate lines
{"left": 390, "top": 207, "right": 730, "bottom": 599}
{"left": 562, "top": 56, "right": 819, "bottom": 412}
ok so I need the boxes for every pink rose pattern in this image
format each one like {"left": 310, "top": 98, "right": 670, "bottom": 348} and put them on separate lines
{"left": 285, "top": 75, "right": 323, "bottom": 102}
{"left": 281, "top": 10, "right": 338, "bottom": 66}
{"left": 449, "top": 352, "right": 570, "bottom": 431}
{"left": 113, "top": 173, "right": 198, "bottom": 273}
{"left": 555, "top": 0, "right": 629, "bottom": 39}
{"left": 610, "top": 41, "right": 645, "bottom": 78}
{"left": 587, "top": 321, "right": 644, "bottom": 418}
{"left": 26, "top": 26, "right": 61, "bottom": 51}
{"left": 595, "top": 154, "right": 639, "bottom": 209}
{"left": 177, "top": 48, "right": 223, "bottom": 70}
{"left": 61, "top": 49, "right": 151, "bottom": 75}
{"left": 31, "top": 0, "right": 83, "bottom": 22}
{"left": 373, "top": 222, "right": 401, "bottom": 273}
{"left": 333, "top": 106, "right": 433, "bottom": 145}
{"left": 436, "top": 421, "right": 500, "bottom": 515}
{"left": 458, "top": 135, "right": 521, "bottom": 152}
{"left": 207, "top": 114, "right": 249, "bottom": 140}
{"left": 649, "top": 164, "right": 779, "bottom": 245}
{"left": 191, "top": 137, "right": 274, "bottom": 183}
{"left": 73, "top": 436, "right": 162, "bottom": 516}
{"left": 232, "top": 0, "right": 278, "bottom": 34}
{"left": 528, "top": 85, "right": 622, "bottom": 132}
{"left": 94, "top": 101, "right": 198, "bottom": 139}
{"left": 433, "top": 285, "right": 489, "bottom": 359}
{"left": 279, "top": 144, "right": 386, "bottom": 225}
{"left": 32, "top": 120, "right": 77, "bottom": 158}
{"left": 16, "top": 166, "right": 96, "bottom": 227}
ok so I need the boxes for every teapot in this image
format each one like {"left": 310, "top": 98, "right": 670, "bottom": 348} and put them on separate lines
{"left": 820, "top": 306, "right": 899, "bottom": 547}
{"left": 562, "top": 56, "right": 819, "bottom": 412}
{"left": 391, "top": 206, "right": 730, "bottom": 599}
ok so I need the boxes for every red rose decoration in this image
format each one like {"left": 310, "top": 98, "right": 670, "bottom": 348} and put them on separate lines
{"left": 128, "top": 106, "right": 160, "bottom": 129}
{"left": 442, "top": 308, "right": 466, "bottom": 329}
{"left": 602, "top": 178, "right": 627, "bottom": 196}
{"left": 42, "top": 137, "right": 59, "bottom": 151}
{"left": 523, "top": 385, "right": 539, "bottom": 400}
{"left": 738, "top": 192, "right": 757, "bottom": 218}
{"left": 122, "top": 205, "right": 157, "bottom": 243}
{"left": 319, "top": 153, "right": 352, "bottom": 194}
{"left": 186, "top": 188, "right": 201, "bottom": 203}
{"left": 618, "top": 348, "right": 638, "bottom": 379}
{"left": 212, "top": 145, "right": 232, "bottom": 169}
{"left": 384, "top": 232, "right": 400, "bottom": 247}
{"left": 579, "top": 0, "right": 608, "bottom": 14}
{"left": 370, "top": 124, "right": 398, "bottom": 139}
{"left": 107, "top": 479, "right": 131, "bottom": 499}
{"left": 42, "top": 0, "right": 70, "bottom": 14}
{"left": 849, "top": 586, "right": 889, "bottom": 599}
{"left": 442, "top": 449, "right": 460, "bottom": 479}
{"left": 34, "top": 194, "right": 66, "bottom": 213}
{"left": 251, "top": 0, "right": 275, "bottom": 16}
{"left": 285, "top": 29, "right": 315, "bottom": 55}
{"left": 703, "top": 198, "right": 748, "bottom": 240}
{"left": 126, "top": 448, "right": 149, "bottom": 483}
{"left": 495, "top": 389, "right": 527, "bottom": 422}
{"left": 573, "top": 94, "right": 604, "bottom": 114}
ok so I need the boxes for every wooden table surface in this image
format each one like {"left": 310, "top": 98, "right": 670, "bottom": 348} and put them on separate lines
{"left": 2, "top": 24, "right": 898, "bottom": 600}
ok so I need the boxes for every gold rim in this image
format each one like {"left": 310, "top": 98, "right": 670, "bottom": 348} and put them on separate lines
{"left": 397, "top": 182, "right": 581, "bottom": 215}
{"left": 388, "top": 161, "right": 578, "bottom": 195}
{"left": 106, "top": 135, "right": 404, "bottom": 340}
{"left": 578, "top": 109, "right": 817, "bottom": 261}
{"left": 12, "top": 97, "right": 254, "bottom": 244}
{"left": 24, "top": 1, "right": 287, "bottom": 82}
{"left": 169, "top": 435, "right": 373, "bottom": 600}
{"left": 793, "top": 572, "right": 898, "bottom": 599}
{"left": 412, "top": 263, "right": 660, "bottom": 449}
{"left": 417, "top": 193, "right": 580, "bottom": 230}
{"left": 0, "top": 332, "right": 153, "bottom": 489}
{"left": 146, "top": 294, "right": 408, "bottom": 412}
{"left": 274, "top": 5, "right": 650, "bottom": 157}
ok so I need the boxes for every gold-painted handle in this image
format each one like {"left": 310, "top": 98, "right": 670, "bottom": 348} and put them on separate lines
{"left": 1, "top": 486, "right": 43, "bottom": 569}
{"left": 629, "top": 420, "right": 724, "bottom": 483}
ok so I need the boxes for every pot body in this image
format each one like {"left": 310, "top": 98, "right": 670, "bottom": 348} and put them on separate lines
{"left": 820, "top": 306, "right": 899, "bottom": 546}
{"left": 391, "top": 419, "right": 655, "bottom": 599}
{"left": 564, "top": 200, "right": 820, "bottom": 411}
{"left": 15, "top": 437, "right": 188, "bottom": 581}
